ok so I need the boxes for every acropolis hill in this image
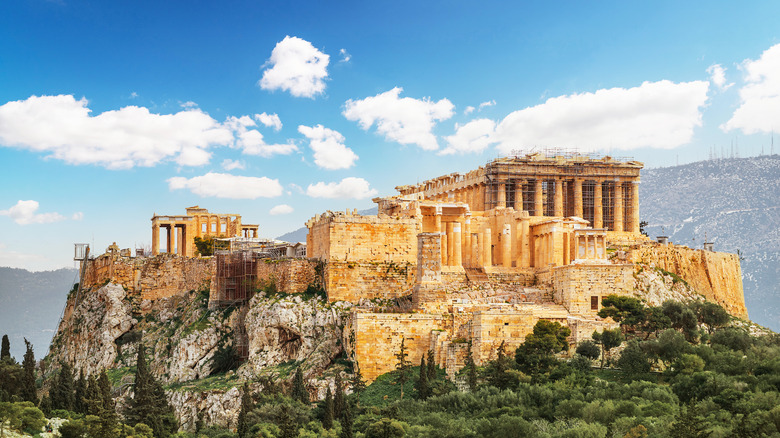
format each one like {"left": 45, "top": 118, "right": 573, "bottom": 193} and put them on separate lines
{"left": 71, "top": 152, "right": 747, "bottom": 384}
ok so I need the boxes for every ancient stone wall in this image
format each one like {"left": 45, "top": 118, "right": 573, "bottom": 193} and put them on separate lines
{"left": 81, "top": 253, "right": 214, "bottom": 301}
{"left": 307, "top": 213, "right": 420, "bottom": 262}
{"left": 629, "top": 243, "right": 747, "bottom": 318}
{"left": 255, "top": 258, "right": 320, "bottom": 294}
{"left": 349, "top": 312, "right": 449, "bottom": 381}
{"left": 325, "top": 261, "right": 416, "bottom": 302}
{"left": 551, "top": 264, "right": 633, "bottom": 314}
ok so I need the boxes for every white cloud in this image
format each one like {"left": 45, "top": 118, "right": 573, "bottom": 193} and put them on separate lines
{"left": 343, "top": 87, "right": 454, "bottom": 150}
{"left": 221, "top": 159, "right": 245, "bottom": 170}
{"left": 270, "top": 204, "right": 294, "bottom": 215}
{"left": 0, "top": 200, "right": 67, "bottom": 225}
{"left": 493, "top": 80, "right": 710, "bottom": 153}
{"left": 167, "top": 172, "right": 283, "bottom": 199}
{"left": 224, "top": 115, "right": 297, "bottom": 157}
{"left": 130, "top": 92, "right": 138, "bottom": 99}
{"left": 259, "top": 36, "right": 330, "bottom": 98}
{"left": 478, "top": 100, "right": 496, "bottom": 109}
{"left": 72, "top": 212, "right": 84, "bottom": 220}
{"left": 464, "top": 106, "right": 475, "bottom": 115}
{"left": 722, "top": 44, "right": 780, "bottom": 135}
{"left": 441, "top": 119, "right": 496, "bottom": 155}
{"left": 339, "top": 48, "right": 351, "bottom": 62}
{"left": 0, "top": 95, "right": 235, "bottom": 169}
{"left": 297, "top": 124, "right": 358, "bottom": 170}
{"left": 706, "top": 64, "right": 733, "bottom": 91}
{"left": 180, "top": 101, "right": 198, "bottom": 109}
{"left": 255, "top": 112, "right": 282, "bottom": 131}
{"left": 306, "top": 177, "right": 378, "bottom": 199}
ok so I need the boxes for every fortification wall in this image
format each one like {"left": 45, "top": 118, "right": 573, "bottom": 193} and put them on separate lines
{"left": 308, "top": 214, "right": 420, "bottom": 262}
{"left": 255, "top": 258, "right": 319, "bottom": 294}
{"left": 82, "top": 254, "right": 214, "bottom": 301}
{"left": 325, "top": 261, "right": 416, "bottom": 302}
{"left": 629, "top": 243, "right": 747, "bottom": 318}
{"left": 552, "top": 264, "right": 634, "bottom": 314}
{"left": 349, "top": 312, "right": 449, "bottom": 381}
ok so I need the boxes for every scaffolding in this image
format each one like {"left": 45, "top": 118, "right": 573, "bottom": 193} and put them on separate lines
{"left": 214, "top": 250, "right": 258, "bottom": 306}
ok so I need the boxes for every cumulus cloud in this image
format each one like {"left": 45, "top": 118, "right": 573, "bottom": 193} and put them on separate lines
{"left": 343, "top": 87, "right": 454, "bottom": 150}
{"left": 493, "top": 80, "right": 710, "bottom": 153}
{"left": 306, "top": 177, "right": 378, "bottom": 199}
{"left": 297, "top": 124, "right": 358, "bottom": 170}
{"left": 0, "top": 200, "right": 72, "bottom": 225}
{"left": 0, "top": 95, "right": 235, "bottom": 169}
{"left": 255, "top": 112, "right": 282, "bottom": 131}
{"left": 221, "top": 159, "right": 245, "bottom": 170}
{"left": 269, "top": 204, "right": 294, "bottom": 215}
{"left": 707, "top": 64, "right": 733, "bottom": 91}
{"left": 224, "top": 115, "right": 297, "bottom": 157}
{"left": 167, "top": 172, "right": 283, "bottom": 199}
{"left": 259, "top": 36, "right": 330, "bottom": 98}
{"left": 721, "top": 44, "right": 780, "bottom": 135}
{"left": 441, "top": 119, "right": 496, "bottom": 155}
{"left": 464, "top": 106, "right": 475, "bottom": 115}
{"left": 479, "top": 100, "right": 496, "bottom": 110}
{"left": 339, "top": 48, "right": 351, "bottom": 62}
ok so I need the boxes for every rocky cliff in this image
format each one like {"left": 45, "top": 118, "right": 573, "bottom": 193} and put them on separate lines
{"left": 46, "top": 278, "right": 351, "bottom": 431}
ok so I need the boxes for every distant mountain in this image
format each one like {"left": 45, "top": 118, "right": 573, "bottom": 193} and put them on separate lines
{"left": 640, "top": 155, "right": 780, "bottom": 331}
{"left": 0, "top": 267, "right": 77, "bottom": 360}
{"left": 275, "top": 206, "right": 378, "bottom": 243}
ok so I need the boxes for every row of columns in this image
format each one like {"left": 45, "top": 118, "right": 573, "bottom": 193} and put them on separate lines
{"left": 151, "top": 224, "right": 188, "bottom": 256}
{"left": 575, "top": 233, "right": 607, "bottom": 260}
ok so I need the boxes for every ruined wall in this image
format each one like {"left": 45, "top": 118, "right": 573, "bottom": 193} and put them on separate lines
{"left": 308, "top": 214, "right": 420, "bottom": 262}
{"left": 629, "top": 243, "right": 747, "bottom": 318}
{"left": 349, "top": 312, "right": 449, "bottom": 382}
{"left": 551, "top": 264, "right": 634, "bottom": 314}
{"left": 82, "top": 253, "right": 214, "bottom": 300}
{"left": 255, "top": 258, "right": 320, "bottom": 294}
{"left": 325, "top": 261, "right": 416, "bottom": 302}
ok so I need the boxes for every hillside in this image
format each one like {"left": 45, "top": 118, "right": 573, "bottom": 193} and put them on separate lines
{"left": 640, "top": 155, "right": 780, "bottom": 331}
{"left": 0, "top": 267, "right": 77, "bottom": 360}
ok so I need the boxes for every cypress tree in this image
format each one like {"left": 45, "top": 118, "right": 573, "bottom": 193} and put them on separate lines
{"left": 98, "top": 369, "right": 118, "bottom": 438}
{"left": 339, "top": 400, "right": 353, "bottom": 438}
{"left": 0, "top": 335, "right": 10, "bottom": 361}
{"left": 39, "top": 394, "right": 52, "bottom": 417}
{"left": 426, "top": 349, "right": 436, "bottom": 381}
{"left": 464, "top": 342, "right": 478, "bottom": 392}
{"left": 129, "top": 344, "right": 177, "bottom": 437}
{"left": 74, "top": 369, "right": 87, "bottom": 414}
{"left": 333, "top": 374, "right": 345, "bottom": 419}
{"left": 322, "top": 386, "right": 334, "bottom": 430}
{"left": 237, "top": 383, "right": 252, "bottom": 438}
{"left": 350, "top": 366, "right": 366, "bottom": 408}
{"left": 85, "top": 375, "right": 101, "bottom": 416}
{"left": 278, "top": 408, "right": 297, "bottom": 438}
{"left": 20, "top": 339, "right": 38, "bottom": 404}
{"left": 291, "top": 367, "right": 308, "bottom": 404}
{"left": 51, "top": 362, "right": 75, "bottom": 411}
{"left": 394, "top": 338, "right": 411, "bottom": 400}
{"left": 415, "top": 356, "right": 430, "bottom": 400}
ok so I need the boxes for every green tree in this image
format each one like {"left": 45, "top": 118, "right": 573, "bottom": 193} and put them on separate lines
{"left": 462, "top": 342, "right": 478, "bottom": 392}
{"left": 669, "top": 403, "right": 712, "bottom": 438}
{"left": 426, "top": 349, "right": 436, "bottom": 381}
{"left": 333, "top": 373, "right": 345, "bottom": 419}
{"left": 651, "top": 329, "right": 692, "bottom": 367}
{"left": 277, "top": 408, "right": 298, "bottom": 438}
{"left": 128, "top": 345, "right": 178, "bottom": 438}
{"left": 414, "top": 356, "right": 430, "bottom": 400}
{"left": 19, "top": 339, "right": 37, "bottom": 405}
{"left": 237, "top": 383, "right": 253, "bottom": 438}
{"left": 291, "top": 367, "right": 309, "bottom": 405}
{"left": 575, "top": 340, "right": 600, "bottom": 362}
{"left": 592, "top": 328, "right": 624, "bottom": 369}
{"left": 0, "top": 335, "right": 10, "bottom": 361}
{"left": 50, "top": 362, "right": 75, "bottom": 411}
{"left": 85, "top": 374, "right": 101, "bottom": 416}
{"left": 97, "top": 369, "right": 119, "bottom": 438}
{"left": 321, "top": 386, "right": 334, "bottom": 430}
{"left": 617, "top": 339, "right": 651, "bottom": 376}
{"left": 516, "top": 320, "right": 571, "bottom": 376}
{"left": 691, "top": 301, "right": 730, "bottom": 334}
{"left": 339, "top": 400, "right": 353, "bottom": 438}
{"left": 486, "top": 341, "right": 519, "bottom": 389}
{"left": 598, "top": 295, "right": 648, "bottom": 334}
{"left": 73, "top": 369, "right": 87, "bottom": 414}
{"left": 394, "top": 339, "right": 411, "bottom": 400}
{"left": 365, "top": 418, "right": 406, "bottom": 438}
{"left": 349, "top": 366, "right": 365, "bottom": 407}
{"left": 662, "top": 301, "right": 699, "bottom": 342}
{"left": 193, "top": 236, "right": 229, "bottom": 256}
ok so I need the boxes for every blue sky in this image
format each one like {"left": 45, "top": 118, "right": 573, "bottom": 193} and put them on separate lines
{"left": 2, "top": 0, "right": 780, "bottom": 270}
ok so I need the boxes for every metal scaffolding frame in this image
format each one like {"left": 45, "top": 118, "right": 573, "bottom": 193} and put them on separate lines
{"left": 214, "top": 250, "right": 258, "bottom": 306}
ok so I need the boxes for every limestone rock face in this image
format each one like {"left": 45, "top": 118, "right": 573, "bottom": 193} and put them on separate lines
{"left": 50, "top": 283, "right": 136, "bottom": 377}
{"left": 241, "top": 294, "right": 352, "bottom": 379}
{"left": 168, "top": 386, "right": 241, "bottom": 432}
{"left": 634, "top": 266, "right": 702, "bottom": 306}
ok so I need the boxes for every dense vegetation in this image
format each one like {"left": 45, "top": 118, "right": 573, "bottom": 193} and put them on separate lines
{"left": 1, "top": 297, "right": 779, "bottom": 437}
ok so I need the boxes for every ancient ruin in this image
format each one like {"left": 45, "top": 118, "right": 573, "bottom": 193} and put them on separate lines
{"left": 151, "top": 206, "right": 259, "bottom": 256}
{"left": 74, "top": 152, "right": 747, "bottom": 384}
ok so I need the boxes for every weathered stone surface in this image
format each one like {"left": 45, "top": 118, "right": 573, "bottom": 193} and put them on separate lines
{"left": 168, "top": 386, "right": 241, "bottom": 432}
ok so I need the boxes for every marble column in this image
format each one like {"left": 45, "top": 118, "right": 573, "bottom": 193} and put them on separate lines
{"left": 452, "top": 222, "right": 462, "bottom": 266}
{"left": 594, "top": 181, "right": 603, "bottom": 229}
{"left": 502, "top": 223, "right": 512, "bottom": 268}
{"left": 628, "top": 182, "right": 640, "bottom": 233}
{"left": 554, "top": 179, "right": 563, "bottom": 217}
{"left": 483, "top": 228, "right": 492, "bottom": 266}
{"left": 497, "top": 181, "right": 506, "bottom": 208}
{"left": 614, "top": 181, "right": 624, "bottom": 232}
{"left": 534, "top": 180, "right": 544, "bottom": 216}
{"left": 152, "top": 224, "right": 160, "bottom": 255}
{"left": 514, "top": 180, "right": 524, "bottom": 211}
{"left": 573, "top": 178, "right": 583, "bottom": 218}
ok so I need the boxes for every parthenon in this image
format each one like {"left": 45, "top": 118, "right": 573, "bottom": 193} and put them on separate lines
{"left": 151, "top": 206, "right": 259, "bottom": 256}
